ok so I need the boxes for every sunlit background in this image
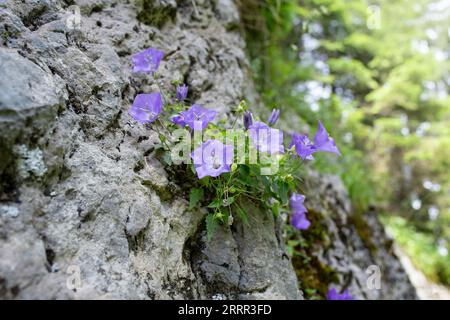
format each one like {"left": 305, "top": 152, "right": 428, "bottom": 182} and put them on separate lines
{"left": 238, "top": 0, "right": 450, "bottom": 297}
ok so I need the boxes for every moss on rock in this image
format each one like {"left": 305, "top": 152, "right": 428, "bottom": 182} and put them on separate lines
{"left": 136, "top": 0, "right": 176, "bottom": 27}
{"left": 288, "top": 209, "right": 337, "bottom": 299}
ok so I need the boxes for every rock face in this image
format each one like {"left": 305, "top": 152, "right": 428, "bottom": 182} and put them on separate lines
{"left": 0, "top": 0, "right": 300, "bottom": 300}
{"left": 0, "top": 0, "right": 415, "bottom": 300}
{"left": 299, "top": 172, "right": 417, "bottom": 299}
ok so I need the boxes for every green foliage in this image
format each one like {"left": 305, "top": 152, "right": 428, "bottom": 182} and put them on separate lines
{"left": 382, "top": 215, "right": 450, "bottom": 285}
{"left": 135, "top": 0, "right": 176, "bottom": 27}
{"left": 240, "top": 0, "right": 378, "bottom": 213}
{"left": 240, "top": 0, "right": 450, "bottom": 286}
{"left": 189, "top": 188, "right": 204, "bottom": 210}
{"left": 142, "top": 75, "right": 315, "bottom": 241}
{"left": 190, "top": 151, "right": 305, "bottom": 239}
{"left": 286, "top": 210, "right": 338, "bottom": 299}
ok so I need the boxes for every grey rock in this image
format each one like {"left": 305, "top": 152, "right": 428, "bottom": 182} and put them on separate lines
{"left": 0, "top": 48, "right": 64, "bottom": 139}
{"left": 0, "top": 205, "right": 19, "bottom": 218}
{"left": 302, "top": 171, "right": 418, "bottom": 299}
{"left": 0, "top": 0, "right": 415, "bottom": 300}
{"left": 0, "top": 0, "right": 300, "bottom": 300}
{"left": 190, "top": 204, "right": 302, "bottom": 300}
{"left": 14, "top": 145, "right": 47, "bottom": 180}
{"left": 214, "top": 0, "right": 240, "bottom": 28}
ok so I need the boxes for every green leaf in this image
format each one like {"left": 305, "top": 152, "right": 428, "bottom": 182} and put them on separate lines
{"left": 237, "top": 176, "right": 257, "bottom": 187}
{"left": 261, "top": 176, "right": 271, "bottom": 188}
{"left": 199, "top": 176, "right": 211, "bottom": 186}
{"left": 158, "top": 134, "right": 166, "bottom": 143}
{"left": 206, "top": 214, "right": 218, "bottom": 241}
{"left": 236, "top": 206, "right": 249, "bottom": 226}
{"left": 276, "top": 181, "right": 289, "bottom": 204}
{"left": 236, "top": 165, "right": 257, "bottom": 187}
{"left": 222, "top": 196, "right": 235, "bottom": 207}
{"left": 207, "top": 199, "right": 221, "bottom": 208}
{"left": 189, "top": 188, "right": 204, "bottom": 210}
{"left": 272, "top": 201, "right": 280, "bottom": 218}
{"left": 162, "top": 152, "right": 172, "bottom": 166}
{"left": 304, "top": 288, "right": 317, "bottom": 295}
{"left": 238, "top": 165, "right": 250, "bottom": 177}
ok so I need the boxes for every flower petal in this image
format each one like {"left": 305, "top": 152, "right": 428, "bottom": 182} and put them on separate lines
{"left": 313, "top": 120, "right": 341, "bottom": 156}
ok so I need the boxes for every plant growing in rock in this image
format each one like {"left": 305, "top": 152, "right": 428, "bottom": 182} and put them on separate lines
{"left": 129, "top": 48, "right": 341, "bottom": 239}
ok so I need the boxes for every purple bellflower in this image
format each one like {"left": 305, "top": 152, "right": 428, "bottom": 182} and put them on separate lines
{"left": 290, "top": 193, "right": 311, "bottom": 230}
{"left": 171, "top": 115, "right": 186, "bottom": 127}
{"left": 248, "top": 121, "right": 284, "bottom": 154}
{"left": 178, "top": 104, "right": 217, "bottom": 130}
{"left": 129, "top": 93, "right": 163, "bottom": 124}
{"left": 176, "top": 84, "right": 188, "bottom": 101}
{"left": 243, "top": 111, "right": 253, "bottom": 130}
{"left": 292, "top": 213, "right": 311, "bottom": 230}
{"left": 268, "top": 108, "right": 280, "bottom": 125}
{"left": 131, "top": 48, "right": 164, "bottom": 74}
{"left": 289, "top": 133, "right": 317, "bottom": 160}
{"left": 326, "top": 288, "right": 355, "bottom": 300}
{"left": 191, "top": 140, "right": 234, "bottom": 179}
{"left": 314, "top": 120, "right": 341, "bottom": 156}
{"left": 290, "top": 193, "right": 307, "bottom": 213}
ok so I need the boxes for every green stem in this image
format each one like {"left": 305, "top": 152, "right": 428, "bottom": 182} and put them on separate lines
{"left": 154, "top": 73, "right": 170, "bottom": 107}
{"left": 152, "top": 123, "right": 171, "bottom": 151}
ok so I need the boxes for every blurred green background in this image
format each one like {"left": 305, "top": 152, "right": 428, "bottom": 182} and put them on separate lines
{"left": 238, "top": 0, "right": 450, "bottom": 286}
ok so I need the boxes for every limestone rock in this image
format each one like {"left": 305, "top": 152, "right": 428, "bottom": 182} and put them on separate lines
{"left": 0, "top": 0, "right": 300, "bottom": 300}
{"left": 0, "top": 0, "right": 416, "bottom": 300}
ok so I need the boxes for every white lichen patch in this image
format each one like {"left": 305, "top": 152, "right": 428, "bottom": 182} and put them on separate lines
{"left": 0, "top": 205, "right": 19, "bottom": 218}
{"left": 14, "top": 144, "right": 47, "bottom": 179}
{"left": 212, "top": 293, "right": 227, "bottom": 300}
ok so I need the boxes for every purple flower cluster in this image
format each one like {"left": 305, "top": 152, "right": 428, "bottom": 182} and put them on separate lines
{"left": 129, "top": 48, "right": 165, "bottom": 123}
{"left": 128, "top": 48, "right": 343, "bottom": 235}
{"left": 241, "top": 111, "right": 342, "bottom": 232}
{"left": 290, "top": 121, "right": 341, "bottom": 159}
{"left": 326, "top": 288, "right": 355, "bottom": 300}
{"left": 129, "top": 48, "right": 217, "bottom": 133}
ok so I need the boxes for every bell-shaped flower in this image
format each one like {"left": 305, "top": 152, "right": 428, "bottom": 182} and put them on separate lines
{"left": 179, "top": 104, "right": 217, "bottom": 130}
{"left": 191, "top": 140, "right": 234, "bottom": 179}
{"left": 176, "top": 84, "right": 188, "bottom": 101}
{"left": 248, "top": 121, "right": 284, "bottom": 154}
{"left": 129, "top": 93, "right": 163, "bottom": 124}
{"left": 268, "top": 108, "right": 280, "bottom": 125}
{"left": 243, "top": 111, "right": 253, "bottom": 130}
{"left": 326, "top": 288, "right": 355, "bottom": 300}
{"left": 314, "top": 120, "right": 341, "bottom": 156}
{"left": 290, "top": 193, "right": 310, "bottom": 230}
{"left": 131, "top": 48, "right": 164, "bottom": 74}
{"left": 289, "top": 133, "right": 317, "bottom": 160}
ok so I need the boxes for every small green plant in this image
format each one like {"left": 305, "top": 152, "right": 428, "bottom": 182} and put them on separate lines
{"left": 128, "top": 47, "right": 341, "bottom": 240}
